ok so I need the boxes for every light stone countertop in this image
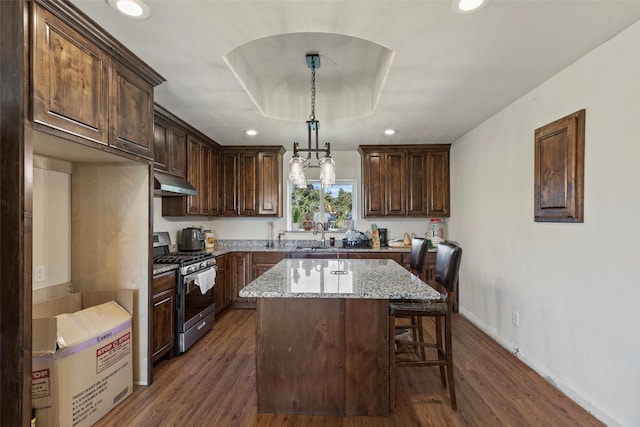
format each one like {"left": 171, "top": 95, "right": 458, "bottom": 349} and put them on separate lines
{"left": 239, "top": 258, "right": 441, "bottom": 300}
{"left": 206, "top": 239, "right": 415, "bottom": 255}
{"left": 152, "top": 263, "right": 179, "bottom": 275}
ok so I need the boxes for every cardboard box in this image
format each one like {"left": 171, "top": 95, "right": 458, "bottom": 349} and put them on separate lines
{"left": 32, "top": 291, "right": 134, "bottom": 427}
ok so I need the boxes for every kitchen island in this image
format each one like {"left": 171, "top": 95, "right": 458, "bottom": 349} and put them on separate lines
{"left": 240, "top": 258, "right": 440, "bottom": 416}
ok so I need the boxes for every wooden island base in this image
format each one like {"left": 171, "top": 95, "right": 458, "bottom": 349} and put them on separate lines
{"left": 255, "top": 298, "right": 390, "bottom": 416}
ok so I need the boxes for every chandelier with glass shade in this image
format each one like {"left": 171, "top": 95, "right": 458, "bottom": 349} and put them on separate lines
{"left": 288, "top": 54, "right": 336, "bottom": 189}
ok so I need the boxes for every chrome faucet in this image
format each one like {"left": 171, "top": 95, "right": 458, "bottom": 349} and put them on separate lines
{"left": 313, "top": 222, "right": 326, "bottom": 248}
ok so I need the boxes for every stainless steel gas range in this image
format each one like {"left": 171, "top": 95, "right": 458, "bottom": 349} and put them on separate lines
{"left": 153, "top": 232, "right": 216, "bottom": 354}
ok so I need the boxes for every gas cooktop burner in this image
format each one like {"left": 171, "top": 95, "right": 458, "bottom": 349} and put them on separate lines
{"left": 153, "top": 252, "right": 214, "bottom": 265}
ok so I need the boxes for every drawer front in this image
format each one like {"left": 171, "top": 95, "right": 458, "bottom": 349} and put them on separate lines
{"left": 153, "top": 270, "right": 176, "bottom": 294}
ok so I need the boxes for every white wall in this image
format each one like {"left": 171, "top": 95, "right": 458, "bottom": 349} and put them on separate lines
{"left": 450, "top": 20, "right": 640, "bottom": 427}
{"left": 32, "top": 156, "right": 72, "bottom": 290}
{"left": 154, "top": 150, "right": 439, "bottom": 244}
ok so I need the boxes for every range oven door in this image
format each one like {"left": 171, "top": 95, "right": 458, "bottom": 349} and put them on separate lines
{"left": 176, "top": 266, "right": 216, "bottom": 354}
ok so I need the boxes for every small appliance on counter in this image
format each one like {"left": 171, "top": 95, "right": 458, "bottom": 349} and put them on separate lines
{"left": 178, "top": 226, "right": 206, "bottom": 251}
{"left": 342, "top": 229, "right": 371, "bottom": 249}
{"left": 378, "top": 228, "right": 388, "bottom": 247}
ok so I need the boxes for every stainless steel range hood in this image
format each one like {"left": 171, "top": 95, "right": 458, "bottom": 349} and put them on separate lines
{"left": 154, "top": 172, "right": 197, "bottom": 196}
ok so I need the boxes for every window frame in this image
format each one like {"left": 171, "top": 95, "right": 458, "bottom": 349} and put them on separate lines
{"left": 288, "top": 179, "right": 357, "bottom": 232}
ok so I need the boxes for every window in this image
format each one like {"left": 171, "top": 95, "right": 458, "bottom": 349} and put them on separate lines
{"left": 290, "top": 180, "right": 355, "bottom": 231}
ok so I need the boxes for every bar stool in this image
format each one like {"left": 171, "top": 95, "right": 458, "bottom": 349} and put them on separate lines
{"left": 394, "top": 238, "right": 428, "bottom": 344}
{"left": 390, "top": 241, "right": 463, "bottom": 410}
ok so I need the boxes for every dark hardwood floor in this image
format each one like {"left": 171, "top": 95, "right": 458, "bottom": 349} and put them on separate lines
{"left": 95, "top": 309, "right": 603, "bottom": 426}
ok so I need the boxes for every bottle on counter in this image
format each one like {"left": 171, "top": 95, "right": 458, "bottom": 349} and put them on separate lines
{"left": 426, "top": 218, "right": 447, "bottom": 247}
{"left": 266, "top": 221, "right": 275, "bottom": 248}
{"left": 204, "top": 230, "right": 215, "bottom": 249}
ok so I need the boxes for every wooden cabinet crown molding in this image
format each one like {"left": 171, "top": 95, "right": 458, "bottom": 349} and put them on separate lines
{"left": 358, "top": 144, "right": 452, "bottom": 153}
{"left": 33, "top": 0, "right": 165, "bottom": 86}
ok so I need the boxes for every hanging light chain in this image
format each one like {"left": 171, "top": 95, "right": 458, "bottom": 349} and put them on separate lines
{"left": 310, "top": 64, "right": 316, "bottom": 121}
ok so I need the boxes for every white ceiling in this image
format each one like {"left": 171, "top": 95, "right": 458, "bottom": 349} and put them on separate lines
{"left": 70, "top": 0, "right": 640, "bottom": 151}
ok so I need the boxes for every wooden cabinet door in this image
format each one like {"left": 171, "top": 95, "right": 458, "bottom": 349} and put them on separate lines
{"left": 152, "top": 288, "right": 175, "bottom": 362}
{"left": 385, "top": 151, "right": 407, "bottom": 216}
{"left": 534, "top": 110, "right": 585, "bottom": 222}
{"left": 348, "top": 252, "right": 403, "bottom": 264}
{"left": 32, "top": 6, "right": 109, "bottom": 144}
{"left": 425, "top": 150, "right": 450, "bottom": 217}
{"left": 109, "top": 60, "right": 154, "bottom": 159}
{"left": 220, "top": 152, "right": 239, "bottom": 216}
{"left": 200, "top": 142, "right": 220, "bottom": 216}
{"left": 251, "top": 252, "right": 286, "bottom": 279}
{"left": 361, "top": 152, "right": 385, "bottom": 216}
{"left": 222, "top": 255, "right": 232, "bottom": 308}
{"left": 186, "top": 135, "right": 201, "bottom": 215}
{"left": 258, "top": 151, "right": 282, "bottom": 216}
{"left": 167, "top": 125, "right": 187, "bottom": 178}
{"left": 152, "top": 270, "right": 176, "bottom": 363}
{"left": 214, "top": 254, "right": 228, "bottom": 315}
{"left": 153, "top": 112, "right": 188, "bottom": 178}
{"left": 231, "top": 252, "right": 254, "bottom": 308}
{"left": 153, "top": 115, "right": 169, "bottom": 172}
{"left": 209, "top": 148, "right": 221, "bottom": 214}
{"left": 239, "top": 152, "right": 258, "bottom": 216}
{"left": 362, "top": 150, "right": 406, "bottom": 216}
{"left": 407, "top": 151, "right": 427, "bottom": 216}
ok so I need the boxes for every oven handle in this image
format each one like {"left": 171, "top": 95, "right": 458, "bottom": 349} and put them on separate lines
{"left": 182, "top": 266, "right": 216, "bottom": 284}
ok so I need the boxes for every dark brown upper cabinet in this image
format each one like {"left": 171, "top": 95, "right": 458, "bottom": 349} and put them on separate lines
{"left": 257, "top": 151, "right": 282, "bottom": 216}
{"left": 425, "top": 150, "right": 450, "bottom": 217}
{"left": 109, "top": 60, "right": 154, "bottom": 158}
{"left": 31, "top": 3, "right": 164, "bottom": 160}
{"left": 153, "top": 109, "right": 187, "bottom": 178}
{"left": 32, "top": 5, "right": 109, "bottom": 145}
{"left": 534, "top": 109, "right": 585, "bottom": 223}
{"left": 359, "top": 145, "right": 451, "bottom": 218}
{"left": 162, "top": 133, "right": 220, "bottom": 217}
{"left": 220, "top": 147, "right": 284, "bottom": 217}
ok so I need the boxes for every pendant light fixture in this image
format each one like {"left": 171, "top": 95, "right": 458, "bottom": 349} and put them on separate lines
{"left": 288, "top": 54, "right": 335, "bottom": 189}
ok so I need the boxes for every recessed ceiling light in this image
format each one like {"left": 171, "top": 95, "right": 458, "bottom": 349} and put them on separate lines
{"left": 107, "top": 0, "right": 150, "bottom": 19}
{"left": 245, "top": 129, "right": 258, "bottom": 136}
{"left": 452, "top": 0, "right": 488, "bottom": 14}
{"left": 384, "top": 129, "right": 397, "bottom": 135}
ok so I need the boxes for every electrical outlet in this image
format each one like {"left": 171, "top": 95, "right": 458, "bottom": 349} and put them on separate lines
{"left": 512, "top": 310, "right": 520, "bottom": 327}
{"left": 34, "top": 265, "right": 46, "bottom": 283}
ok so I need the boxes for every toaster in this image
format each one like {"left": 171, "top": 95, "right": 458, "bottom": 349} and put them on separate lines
{"left": 178, "top": 227, "right": 206, "bottom": 251}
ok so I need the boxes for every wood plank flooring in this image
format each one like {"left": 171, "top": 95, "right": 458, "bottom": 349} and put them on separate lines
{"left": 95, "top": 309, "right": 603, "bottom": 427}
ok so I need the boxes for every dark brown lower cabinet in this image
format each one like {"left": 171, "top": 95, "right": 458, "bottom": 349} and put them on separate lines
{"left": 214, "top": 254, "right": 232, "bottom": 315}
{"left": 348, "top": 251, "right": 404, "bottom": 264}
{"left": 251, "top": 251, "right": 286, "bottom": 279}
{"left": 152, "top": 270, "right": 176, "bottom": 364}
{"left": 231, "top": 252, "right": 253, "bottom": 309}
